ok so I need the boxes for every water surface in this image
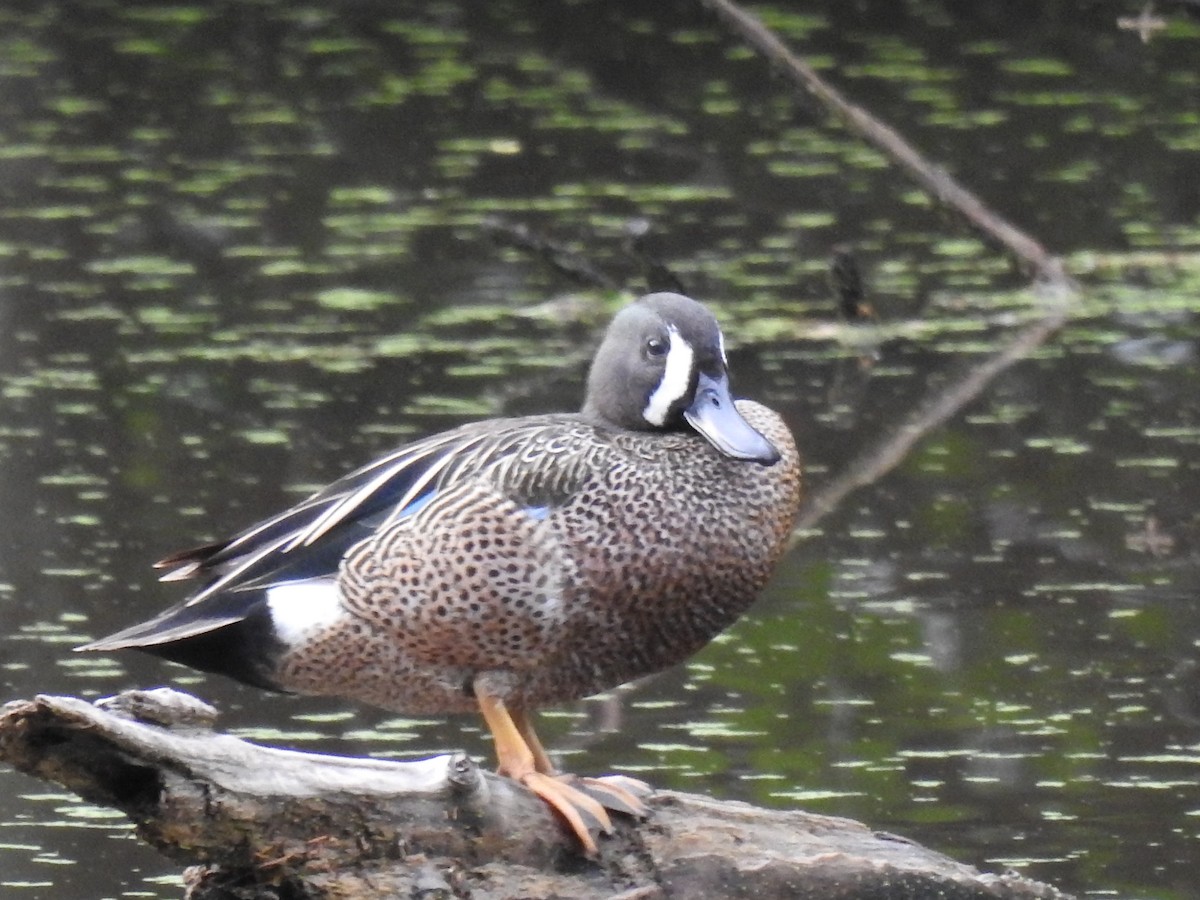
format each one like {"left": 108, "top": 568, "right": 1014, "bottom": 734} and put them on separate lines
{"left": 2, "top": 1, "right": 1199, "bottom": 897}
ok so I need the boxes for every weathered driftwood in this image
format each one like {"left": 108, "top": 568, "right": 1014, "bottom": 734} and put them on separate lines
{"left": 0, "top": 689, "right": 1075, "bottom": 900}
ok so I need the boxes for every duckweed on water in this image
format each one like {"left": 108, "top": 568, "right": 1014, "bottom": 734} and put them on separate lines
{"left": 315, "top": 287, "right": 408, "bottom": 311}
{"left": 2, "top": 2, "right": 1200, "bottom": 898}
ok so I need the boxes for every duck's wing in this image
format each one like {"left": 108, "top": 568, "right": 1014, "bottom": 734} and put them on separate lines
{"left": 154, "top": 416, "right": 580, "bottom": 606}
{"left": 76, "top": 414, "right": 600, "bottom": 656}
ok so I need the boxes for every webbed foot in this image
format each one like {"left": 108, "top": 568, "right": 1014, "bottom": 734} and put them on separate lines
{"left": 562, "top": 773, "right": 653, "bottom": 819}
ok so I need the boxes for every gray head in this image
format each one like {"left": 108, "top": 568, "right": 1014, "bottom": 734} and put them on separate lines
{"left": 582, "top": 293, "right": 780, "bottom": 464}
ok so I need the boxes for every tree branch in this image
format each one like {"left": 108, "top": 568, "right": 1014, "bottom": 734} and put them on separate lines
{"left": 699, "top": 0, "right": 1075, "bottom": 291}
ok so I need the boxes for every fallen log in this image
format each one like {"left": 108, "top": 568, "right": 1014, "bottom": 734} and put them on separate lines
{"left": 0, "top": 688, "right": 1075, "bottom": 900}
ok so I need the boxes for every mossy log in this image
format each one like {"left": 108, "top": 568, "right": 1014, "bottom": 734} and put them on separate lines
{"left": 0, "top": 688, "right": 1075, "bottom": 900}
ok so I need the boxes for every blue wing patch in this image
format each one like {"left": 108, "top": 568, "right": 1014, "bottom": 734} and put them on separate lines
{"left": 396, "top": 487, "right": 436, "bottom": 520}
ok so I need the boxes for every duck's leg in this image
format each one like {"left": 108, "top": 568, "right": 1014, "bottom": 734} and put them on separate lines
{"left": 475, "top": 684, "right": 611, "bottom": 856}
{"left": 511, "top": 706, "right": 556, "bottom": 774}
{"left": 511, "top": 707, "right": 653, "bottom": 819}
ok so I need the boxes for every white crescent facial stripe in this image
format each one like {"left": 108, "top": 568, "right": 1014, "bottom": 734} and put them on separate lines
{"left": 717, "top": 327, "right": 728, "bottom": 366}
{"left": 642, "top": 326, "right": 694, "bottom": 427}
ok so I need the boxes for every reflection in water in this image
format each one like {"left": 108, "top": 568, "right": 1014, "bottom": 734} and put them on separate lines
{"left": 1, "top": 1, "right": 1200, "bottom": 898}
{"left": 794, "top": 297, "right": 1071, "bottom": 535}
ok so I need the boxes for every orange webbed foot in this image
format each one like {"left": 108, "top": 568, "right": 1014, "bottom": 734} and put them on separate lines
{"left": 561, "top": 774, "right": 653, "bottom": 819}
{"left": 518, "top": 771, "right": 614, "bottom": 856}
{"left": 479, "top": 688, "right": 637, "bottom": 856}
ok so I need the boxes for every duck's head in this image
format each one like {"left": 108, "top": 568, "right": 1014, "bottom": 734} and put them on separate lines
{"left": 582, "top": 292, "right": 781, "bottom": 464}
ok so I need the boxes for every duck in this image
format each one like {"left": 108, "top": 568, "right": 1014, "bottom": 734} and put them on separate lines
{"left": 78, "top": 292, "right": 803, "bottom": 855}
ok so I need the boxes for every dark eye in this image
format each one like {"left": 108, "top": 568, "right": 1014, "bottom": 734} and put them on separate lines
{"left": 645, "top": 336, "right": 668, "bottom": 358}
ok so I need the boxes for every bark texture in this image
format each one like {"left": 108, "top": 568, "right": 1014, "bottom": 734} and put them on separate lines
{"left": 1, "top": 689, "right": 1076, "bottom": 900}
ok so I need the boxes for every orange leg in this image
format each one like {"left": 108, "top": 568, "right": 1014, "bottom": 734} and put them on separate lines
{"left": 476, "top": 687, "right": 612, "bottom": 856}
{"left": 511, "top": 706, "right": 653, "bottom": 820}
{"left": 511, "top": 706, "right": 556, "bottom": 775}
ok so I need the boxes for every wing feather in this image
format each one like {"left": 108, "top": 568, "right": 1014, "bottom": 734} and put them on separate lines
{"left": 156, "top": 415, "right": 588, "bottom": 603}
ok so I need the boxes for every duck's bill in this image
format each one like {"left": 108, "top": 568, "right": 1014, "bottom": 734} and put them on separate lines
{"left": 684, "top": 372, "right": 780, "bottom": 464}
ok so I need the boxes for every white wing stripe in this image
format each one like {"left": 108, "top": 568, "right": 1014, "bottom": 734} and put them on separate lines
{"left": 183, "top": 532, "right": 296, "bottom": 605}
{"left": 374, "top": 449, "right": 458, "bottom": 534}
{"left": 285, "top": 444, "right": 447, "bottom": 550}
{"left": 294, "top": 432, "right": 491, "bottom": 548}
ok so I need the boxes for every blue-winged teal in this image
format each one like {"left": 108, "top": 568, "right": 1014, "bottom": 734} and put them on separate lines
{"left": 80, "top": 292, "right": 803, "bottom": 854}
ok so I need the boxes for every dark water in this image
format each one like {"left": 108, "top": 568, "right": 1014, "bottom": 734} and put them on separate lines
{"left": 2, "top": 1, "right": 1199, "bottom": 897}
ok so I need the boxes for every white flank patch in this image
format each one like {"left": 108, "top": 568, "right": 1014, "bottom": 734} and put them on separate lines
{"left": 642, "top": 326, "right": 694, "bottom": 426}
{"left": 266, "top": 578, "right": 344, "bottom": 646}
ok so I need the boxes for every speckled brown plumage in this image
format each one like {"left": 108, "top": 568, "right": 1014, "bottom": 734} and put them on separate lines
{"left": 80, "top": 292, "right": 804, "bottom": 855}
{"left": 275, "top": 401, "right": 800, "bottom": 713}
